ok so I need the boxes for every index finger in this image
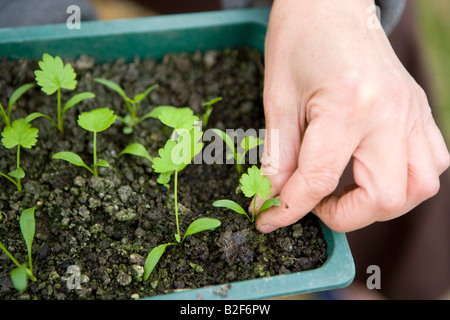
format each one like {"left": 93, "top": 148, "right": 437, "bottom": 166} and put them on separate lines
{"left": 256, "top": 114, "right": 359, "bottom": 233}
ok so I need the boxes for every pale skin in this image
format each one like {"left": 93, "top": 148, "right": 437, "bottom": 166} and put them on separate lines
{"left": 254, "top": 0, "right": 450, "bottom": 233}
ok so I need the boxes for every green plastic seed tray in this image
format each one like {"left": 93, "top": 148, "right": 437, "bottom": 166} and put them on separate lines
{"left": 0, "top": 7, "right": 355, "bottom": 299}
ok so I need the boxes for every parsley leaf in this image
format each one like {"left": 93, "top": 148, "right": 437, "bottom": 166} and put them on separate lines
{"left": 152, "top": 126, "right": 203, "bottom": 173}
{"left": 150, "top": 106, "right": 199, "bottom": 133}
{"left": 1, "top": 119, "right": 39, "bottom": 149}
{"left": 77, "top": 108, "right": 117, "bottom": 133}
{"left": 240, "top": 165, "right": 272, "bottom": 200}
{"left": 34, "top": 53, "right": 77, "bottom": 95}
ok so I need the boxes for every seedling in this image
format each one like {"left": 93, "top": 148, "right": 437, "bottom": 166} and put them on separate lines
{"left": 0, "top": 83, "right": 35, "bottom": 128}
{"left": 143, "top": 126, "right": 221, "bottom": 280}
{"left": 0, "top": 119, "right": 39, "bottom": 192}
{"left": 94, "top": 78, "right": 158, "bottom": 133}
{"left": 26, "top": 53, "right": 95, "bottom": 133}
{"left": 213, "top": 165, "right": 280, "bottom": 223}
{"left": 212, "top": 128, "right": 263, "bottom": 173}
{"left": 52, "top": 108, "right": 116, "bottom": 177}
{"left": 201, "top": 96, "right": 222, "bottom": 127}
{"left": 118, "top": 106, "right": 201, "bottom": 188}
{"left": 0, "top": 207, "right": 38, "bottom": 292}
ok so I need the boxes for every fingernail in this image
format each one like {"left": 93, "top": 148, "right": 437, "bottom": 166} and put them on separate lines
{"left": 258, "top": 224, "right": 277, "bottom": 234}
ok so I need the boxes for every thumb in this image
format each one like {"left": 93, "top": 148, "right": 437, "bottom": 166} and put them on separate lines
{"left": 256, "top": 109, "right": 359, "bottom": 233}
{"left": 252, "top": 88, "right": 301, "bottom": 212}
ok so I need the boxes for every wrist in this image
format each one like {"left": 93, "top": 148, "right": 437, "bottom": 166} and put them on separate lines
{"left": 270, "top": 0, "right": 376, "bottom": 35}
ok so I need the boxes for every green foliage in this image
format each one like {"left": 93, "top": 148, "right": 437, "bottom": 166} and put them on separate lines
{"left": 52, "top": 108, "right": 116, "bottom": 177}
{"left": 118, "top": 106, "right": 203, "bottom": 189}
{"left": 0, "top": 119, "right": 39, "bottom": 192}
{"left": 143, "top": 124, "right": 221, "bottom": 280}
{"left": 143, "top": 243, "right": 170, "bottom": 281}
{"left": 1, "top": 118, "right": 39, "bottom": 149}
{"left": 152, "top": 126, "right": 204, "bottom": 173}
{"left": 94, "top": 77, "right": 158, "bottom": 133}
{"left": 201, "top": 96, "right": 222, "bottom": 127}
{"left": 118, "top": 143, "right": 153, "bottom": 163}
{"left": 143, "top": 218, "right": 221, "bottom": 280}
{"left": 240, "top": 165, "right": 272, "bottom": 200}
{"left": 34, "top": 53, "right": 77, "bottom": 94}
{"left": 213, "top": 165, "right": 280, "bottom": 223}
{"left": 77, "top": 107, "right": 117, "bottom": 133}
{"left": 212, "top": 128, "right": 264, "bottom": 173}
{"left": 146, "top": 106, "right": 199, "bottom": 135}
{"left": 0, "top": 207, "right": 38, "bottom": 292}
{"left": 27, "top": 53, "right": 95, "bottom": 133}
{"left": 0, "top": 83, "right": 35, "bottom": 128}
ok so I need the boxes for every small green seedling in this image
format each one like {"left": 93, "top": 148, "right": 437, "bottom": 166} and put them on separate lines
{"left": 0, "top": 207, "right": 38, "bottom": 292}
{"left": 212, "top": 129, "right": 264, "bottom": 173}
{"left": 0, "top": 119, "right": 39, "bottom": 192}
{"left": 118, "top": 106, "right": 201, "bottom": 188}
{"left": 26, "top": 53, "right": 95, "bottom": 133}
{"left": 52, "top": 108, "right": 116, "bottom": 177}
{"left": 94, "top": 78, "right": 158, "bottom": 133}
{"left": 213, "top": 165, "right": 281, "bottom": 223}
{"left": 0, "top": 83, "right": 35, "bottom": 127}
{"left": 201, "top": 96, "right": 222, "bottom": 127}
{"left": 143, "top": 126, "right": 221, "bottom": 280}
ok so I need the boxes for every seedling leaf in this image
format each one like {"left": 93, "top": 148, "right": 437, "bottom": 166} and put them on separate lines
{"left": 201, "top": 96, "right": 223, "bottom": 108}
{"left": 158, "top": 107, "right": 199, "bottom": 133}
{"left": 152, "top": 127, "right": 203, "bottom": 173}
{"left": 259, "top": 198, "right": 281, "bottom": 213}
{"left": 144, "top": 105, "right": 175, "bottom": 120}
{"left": 213, "top": 200, "right": 247, "bottom": 216}
{"left": 212, "top": 129, "right": 236, "bottom": 157}
{"left": 94, "top": 78, "right": 127, "bottom": 101}
{"left": 182, "top": 218, "right": 221, "bottom": 243}
{"left": 133, "top": 84, "right": 158, "bottom": 103}
{"left": 8, "top": 168, "right": 25, "bottom": 179}
{"left": 240, "top": 165, "right": 271, "bottom": 200}
{"left": 35, "top": 53, "right": 77, "bottom": 95}
{"left": 96, "top": 160, "right": 109, "bottom": 167}
{"left": 144, "top": 243, "right": 171, "bottom": 280}
{"left": 77, "top": 108, "right": 116, "bottom": 133}
{"left": 20, "top": 207, "right": 36, "bottom": 259}
{"left": 63, "top": 92, "right": 95, "bottom": 113}
{"left": 1, "top": 119, "right": 39, "bottom": 149}
{"left": 52, "top": 152, "right": 93, "bottom": 173}
{"left": 183, "top": 218, "right": 221, "bottom": 240}
{"left": 10, "top": 264, "right": 28, "bottom": 292}
{"left": 184, "top": 218, "right": 222, "bottom": 237}
{"left": 25, "top": 112, "right": 58, "bottom": 128}
{"left": 156, "top": 171, "right": 172, "bottom": 189}
{"left": 152, "top": 139, "right": 178, "bottom": 173}
{"left": 8, "top": 84, "right": 35, "bottom": 110}
{"left": 118, "top": 143, "right": 152, "bottom": 163}
{"left": 240, "top": 135, "right": 263, "bottom": 151}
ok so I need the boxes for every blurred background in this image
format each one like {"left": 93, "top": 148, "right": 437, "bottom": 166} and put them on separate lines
{"left": 416, "top": 0, "right": 450, "bottom": 146}
{"left": 87, "top": 0, "right": 450, "bottom": 146}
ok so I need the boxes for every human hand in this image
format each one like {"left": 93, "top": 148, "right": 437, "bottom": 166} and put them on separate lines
{"left": 255, "top": 0, "right": 450, "bottom": 233}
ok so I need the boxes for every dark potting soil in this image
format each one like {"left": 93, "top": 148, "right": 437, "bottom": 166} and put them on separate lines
{"left": 0, "top": 48, "right": 326, "bottom": 300}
